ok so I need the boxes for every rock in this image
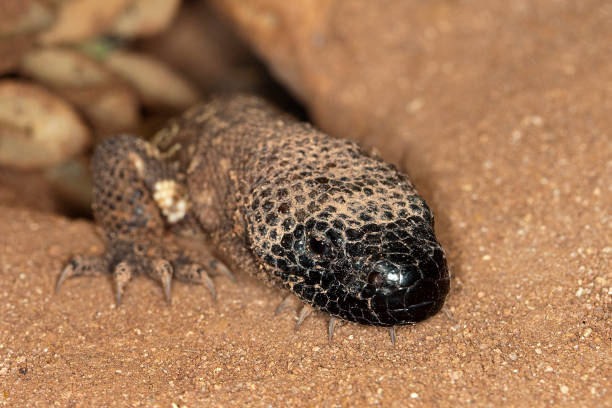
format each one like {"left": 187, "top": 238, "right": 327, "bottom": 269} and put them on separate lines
{"left": 20, "top": 46, "right": 140, "bottom": 138}
{"left": 38, "top": 0, "right": 130, "bottom": 44}
{"left": 0, "top": 0, "right": 55, "bottom": 75}
{"left": 0, "top": 80, "right": 90, "bottom": 169}
{"left": 0, "top": 0, "right": 55, "bottom": 37}
{"left": 0, "top": 34, "right": 36, "bottom": 75}
{"left": 104, "top": 50, "right": 200, "bottom": 111}
{"left": 210, "top": 1, "right": 612, "bottom": 163}
{"left": 137, "top": 0, "right": 268, "bottom": 96}
{"left": 109, "top": 0, "right": 182, "bottom": 38}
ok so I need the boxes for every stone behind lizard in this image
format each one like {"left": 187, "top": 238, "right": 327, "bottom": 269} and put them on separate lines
{"left": 58, "top": 95, "right": 450, "bottom": 333}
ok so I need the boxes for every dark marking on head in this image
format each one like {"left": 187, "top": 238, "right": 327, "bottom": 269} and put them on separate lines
{"left": 246, "top": 129, "right": 449, "bottom": 326}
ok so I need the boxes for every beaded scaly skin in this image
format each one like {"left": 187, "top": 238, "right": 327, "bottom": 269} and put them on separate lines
{"left": 58, "top": 95, "right": 450, "bottom": 332}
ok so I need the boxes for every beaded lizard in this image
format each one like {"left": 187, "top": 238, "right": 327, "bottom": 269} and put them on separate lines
{"left": 57, "top": 95, "right": 450, "bottom": 341}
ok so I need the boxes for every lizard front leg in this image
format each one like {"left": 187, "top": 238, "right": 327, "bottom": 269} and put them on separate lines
{"left": 57, "top": 134, "right": 230, "bottom": 305}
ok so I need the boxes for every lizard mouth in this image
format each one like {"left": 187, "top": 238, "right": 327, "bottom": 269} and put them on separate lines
{"left": 328, "top": 264, "right": 449, "bottom": 326}
{"left": 324, "top": 244, "right": 450, "bottom": 326}
{"left": 368, "top": 273, "right": 449, "bottom": 326}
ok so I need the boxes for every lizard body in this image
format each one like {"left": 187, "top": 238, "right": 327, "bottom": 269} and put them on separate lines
{"left": 59, "top": 95, "right": 450, "bottom": 328}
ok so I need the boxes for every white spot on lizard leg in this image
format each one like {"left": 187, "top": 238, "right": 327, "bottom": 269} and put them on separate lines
{"left": 153, "top": 180, "right": 188, "bottom": 223}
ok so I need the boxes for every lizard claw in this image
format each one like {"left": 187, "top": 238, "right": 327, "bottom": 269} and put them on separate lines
{"left": 274, "top": 294, "right": 293, "bottom": 316}
{"left": 56, "top": 255, "right": 105, "bottom": 294}
{"left": 294, "top": 305, "right": 313, "bottom": 332}
{"left": 209, "top": 259, "right": 235, "bottom": 283}
{"left": 150, "top": 259, "right": 173, "bottom": 305}
{"left": 174, "top": 264, "right": 216, "bottom": 300}
{"left": 389, "top": 326, "right": 396, "bottom": 347}
{"left": 162, "top": 274, "right": 172, "bottom": 305}
{"left": 328, "top": 317, "right": 337, "bottom": 343}
{"left": 115, "top": 284, "right": 123, "bottom": 307}
{"left": 200, "top": 269, "right": 216, "bottom": 301}
{"left": 56, "top": 260, "right": 77, "bottom": 293}
{"left": 113, "top": 262, "right": 133, "bottom": 307}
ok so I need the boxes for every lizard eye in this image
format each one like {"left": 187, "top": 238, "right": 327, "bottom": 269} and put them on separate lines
{"left": 368, "top": 271, "right": 384, "bottom": 287}
{"left": 309, "top": 236, "right": 330, "bottom": 256}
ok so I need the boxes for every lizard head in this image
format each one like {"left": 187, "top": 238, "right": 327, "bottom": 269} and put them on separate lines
{"left": 246, "top": 138, "right": 450, "bottom": 326}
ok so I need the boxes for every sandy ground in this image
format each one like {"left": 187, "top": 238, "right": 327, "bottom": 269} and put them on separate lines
{"left": 1, "top": 1, "right": 611, "bottom": 407}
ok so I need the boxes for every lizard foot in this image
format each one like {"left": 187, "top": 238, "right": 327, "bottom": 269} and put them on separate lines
{"left": 57, "top": 237, "right": 232, "bottom": 306}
